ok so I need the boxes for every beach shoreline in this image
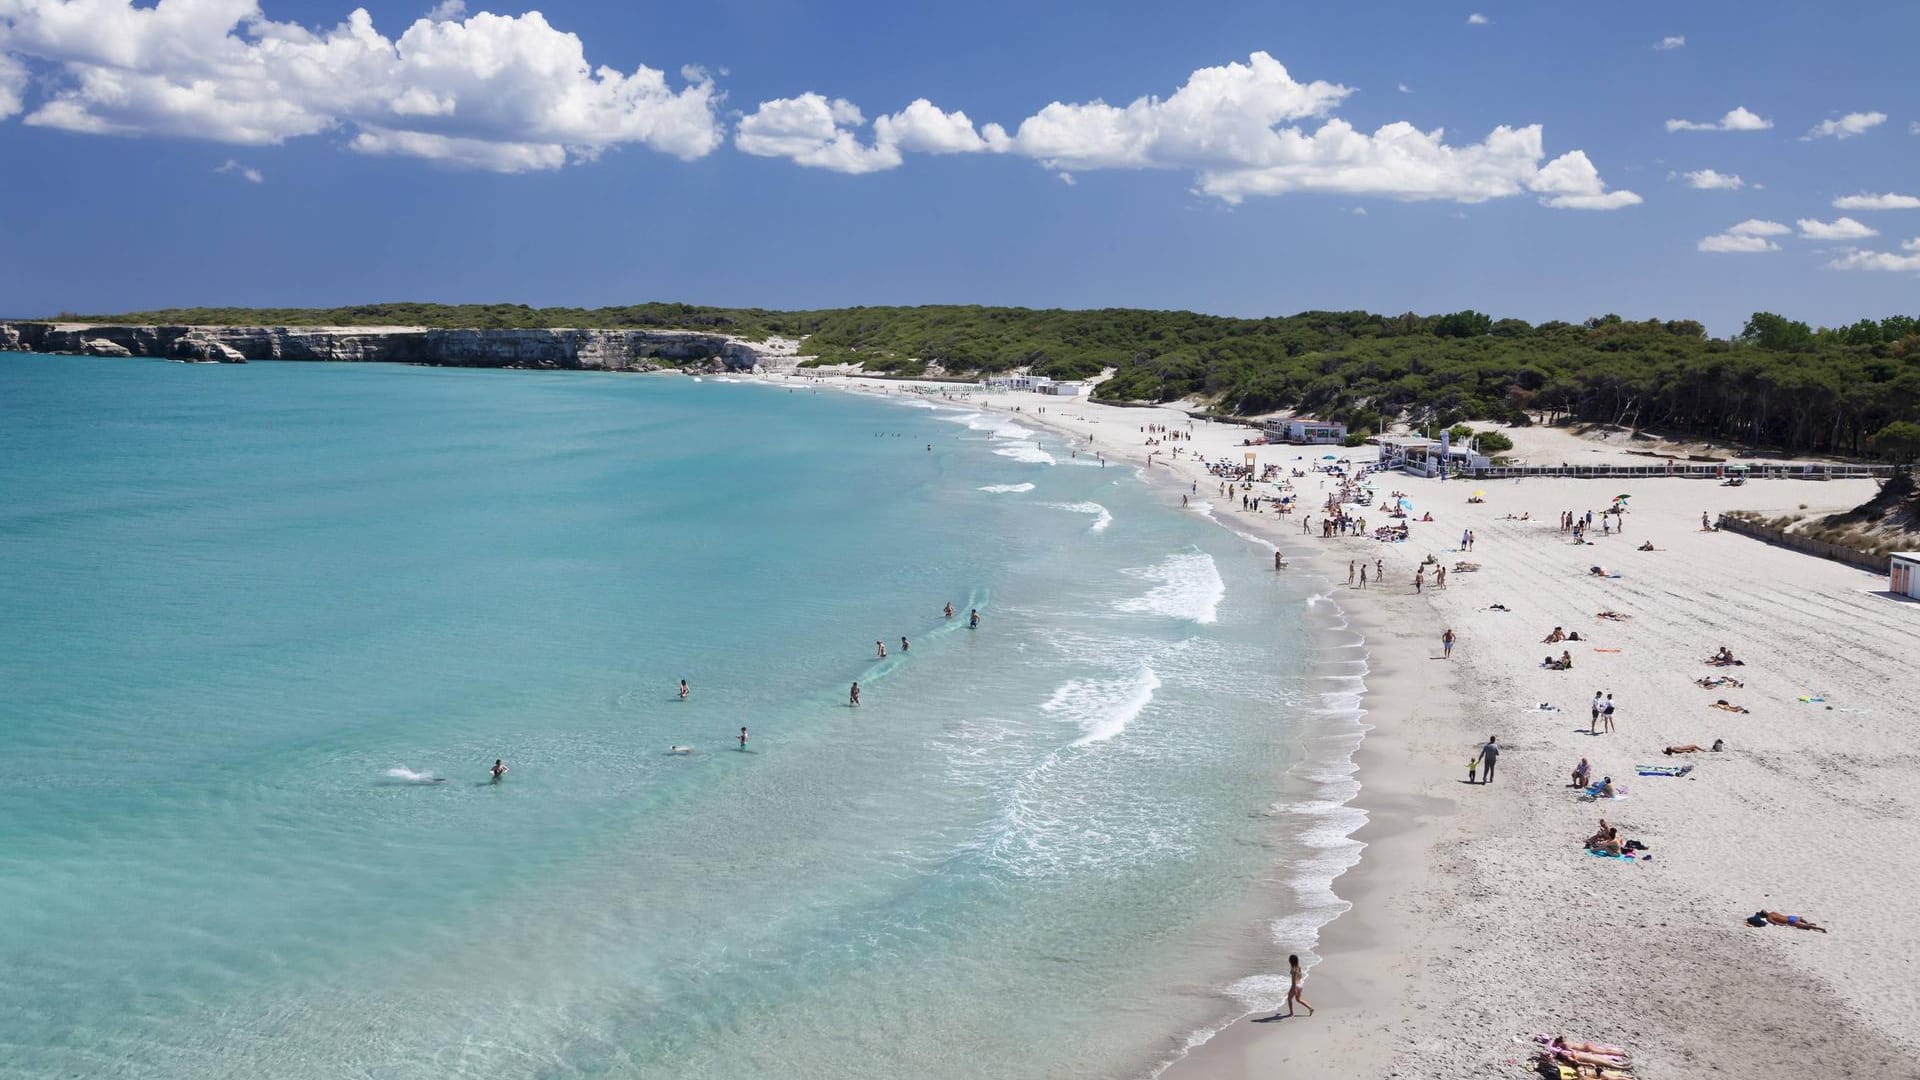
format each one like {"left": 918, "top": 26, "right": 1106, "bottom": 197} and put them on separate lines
{"left": 779, "top": 371, "right": 1920, "bottom": 1079}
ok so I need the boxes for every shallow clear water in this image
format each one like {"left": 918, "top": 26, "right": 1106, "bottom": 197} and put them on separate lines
{"left": 0, "top": 356, "right": 1360, "bottom": 1079}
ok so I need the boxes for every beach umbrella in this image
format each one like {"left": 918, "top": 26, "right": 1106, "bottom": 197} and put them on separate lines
{"left": 1472, "top": 489, "right": 1486, "bottom": 498}
{"left": 1321, "top": 454, "right": 1337, "bottom": 460}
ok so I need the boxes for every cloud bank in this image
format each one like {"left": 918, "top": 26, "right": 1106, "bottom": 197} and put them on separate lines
{"left": 0, "top": 0, "right": 722, "bottom": 170}
{"left": 0, "top": 7, "right": 1638, "bottom": 211}
{"left": 740, "top": 51, "right": 1639, "bottom": 210}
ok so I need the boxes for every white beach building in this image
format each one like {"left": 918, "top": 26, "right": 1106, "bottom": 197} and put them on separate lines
{"left": 1262, "top": 417, "right": 1348, "bottom": 445}
{"left": 1891, "top": 552, "right": 1920, "bottom": 599}
{"left": 1375, "top": 436, "right": 1491, "bottom": 477}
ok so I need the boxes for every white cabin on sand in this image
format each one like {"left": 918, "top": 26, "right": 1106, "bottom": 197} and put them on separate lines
{"left": 1262, "top": 417, "right": 1348, "bottom": 445}
{"left": 1892, "top": 552, "right": 1920, "bottom": 599}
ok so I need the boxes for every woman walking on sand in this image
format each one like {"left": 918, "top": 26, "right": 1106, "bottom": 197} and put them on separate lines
{"left": 1283, "top": 954, "right": 1314, "bottom": 1017}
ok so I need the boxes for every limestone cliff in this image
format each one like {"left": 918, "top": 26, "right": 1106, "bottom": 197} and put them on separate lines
{"left": 0, "top": 322, "right": 776, "bottom": 372}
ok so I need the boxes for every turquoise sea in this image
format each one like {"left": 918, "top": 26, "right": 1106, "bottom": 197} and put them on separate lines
{"left": 0, "top": 355, "right": 1368, "bottom": 1080}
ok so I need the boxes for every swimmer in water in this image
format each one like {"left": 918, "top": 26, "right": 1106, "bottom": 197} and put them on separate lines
{"left": 490, "top": 759, "right": 507, "bottom": 783}
{"left": 738, "top": 727, "right": 748, "bottom": 750}
{"left": 876, "top": 639, "right": 887, "bottom": 659}
{"left": 678, "top": 679, "right": 689, "bottom": 700}
{"left": 850, "top": 682, "right": 861, "bottom": 706}
{"left": 901, "top": 636, "right": 910, "bottom": 653}
{"left": 944, "top": 603, "right": 954, "bottom": 619}
{"left": 968, "top": 609, "right": 980, "bottom": 628}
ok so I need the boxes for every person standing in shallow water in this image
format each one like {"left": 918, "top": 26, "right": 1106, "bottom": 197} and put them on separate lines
{"left": 1283, "top": 954, "right": 1313, "bottom": 1017}
{"left": 944, "top": 602, "right": 954, "bottom": 619}
{"left": 969, "top": 609, "right": 980, "bottom": 628}
{"left": 490, "top": 759, "right": 507, "bottom": 783}
{"left": 738, "top": 727, "right": 748, "bottom": 750}
{"left": 678, "top": 679, "right": 689, "bottom": 701}
{"left": 876, "top": 640, "right": 886, "bottom": 659}
{"left": 850, "top": 682, "right": 861, "bottom": 706}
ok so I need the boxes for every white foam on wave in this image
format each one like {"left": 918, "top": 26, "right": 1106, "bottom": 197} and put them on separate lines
{"left": 385, "top": 767, "right": 442, "bottom": 784}
{"left": 1045, "top": 501, "right": 1113, "bottom": 533}
{"left": 993, "top": 442, "right": 1056, "bottom": 465}
{"left": 979, "top": 482, "right": 1036, "bottom": 494}
{"left": 1115, "top": 550, "right": 1225, "bottom": 624}
{"left": 1042, "top": 665, "right": 1161, "bottom": 746}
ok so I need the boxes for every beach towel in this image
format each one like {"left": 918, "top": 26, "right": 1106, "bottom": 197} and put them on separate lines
{"left": 1593, "top": 648, "right": 1621, "bottom": 653}
{"left": 1636, "top": 765, "right": 1693, "bottom": 777}
{"left": 1797, "top": 695, "right": 1826, "bottom": 703}
{"left": 1585, "top": 849, "right": 1638, "bottom": 861}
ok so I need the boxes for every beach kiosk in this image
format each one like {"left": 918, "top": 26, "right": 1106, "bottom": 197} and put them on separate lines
{"left": 1892, "top": 552, "right": 1920, "bottom": 599}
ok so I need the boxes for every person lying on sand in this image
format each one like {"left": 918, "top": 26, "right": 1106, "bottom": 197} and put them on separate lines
{"left": 1695, "top": 676, "right": 1743, "bottom": 689}
{"left": 1637, "top": 541, "right": 1656, "bottom": 551}
{"left": 1664, "top": 739, "right": 1725, "bottom": 755}
{"left": 1595, "top": 610, "right": 1630, "bottom": 621}
{"left": 1711, "top": 700, "right": 1750, "bottom": 714}
{"left": 1706, "top": 647, "right": 1742, "bottom": 666}
{"left": 1542, "top": 1039, "right": 1632, "bottom": 1068}
{"left": 1544, "top": 626, "right": 1567, "bottom": 643}
{"left": 1453, "top": 561, "right": 1480, "bottom": 572}
{"left": 1539, "top": 1035, "right": 1629, "bottom": 1059}
{"left": 1542, "top": 652, "right": 1574, "bottom": 670}
{"left": 1747, "top": 910, "right": 1828, "bottom": 932}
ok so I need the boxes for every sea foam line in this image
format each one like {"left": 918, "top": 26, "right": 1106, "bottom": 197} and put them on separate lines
{"left": 979, "top": 482, "right": 1037, "bottom": 494}
{"left": 1042, "top": 665, "right": 1162, "bottom": 746}
{"left": 1115, "top": 550, "right": 1225, "bottom": 624}
{"left": 1045, "top": 501, "right": 1113, "bottom": 533}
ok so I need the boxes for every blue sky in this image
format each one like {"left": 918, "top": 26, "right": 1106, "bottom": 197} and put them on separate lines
{"left": 0, "top": 0, "right": 1915, "bottom": 333}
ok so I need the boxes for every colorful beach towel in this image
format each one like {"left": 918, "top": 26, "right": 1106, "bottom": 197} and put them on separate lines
{"left": 1585, "top": 849, "right": 1638, "bottom": 862}
{"left": 1636, "top": 765, "right": 1693, "bottom": 777}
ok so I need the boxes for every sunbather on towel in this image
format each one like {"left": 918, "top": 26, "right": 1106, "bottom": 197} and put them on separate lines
{"left": 1543, "top": 626, "right": 1567, "bottom": 643}
{"left": 1586, "top": 823, "right": 1624, "bottom": 855}
{"left": 1747, "top": 910, "right": 1828, "bottom": 933}
{"left": 1664, "top": 740, "right": 1725, "bottom": 755}
{"left": 1539, "top": 1036, "right": 1628, "bottom": 1058}
{"left": 1711, "top": 700, "right": 1750, "bottom": 714}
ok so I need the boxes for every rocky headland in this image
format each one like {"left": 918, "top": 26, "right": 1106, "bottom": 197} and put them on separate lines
{"left": 0, "top": 322, "right": 787, "bottom": 372}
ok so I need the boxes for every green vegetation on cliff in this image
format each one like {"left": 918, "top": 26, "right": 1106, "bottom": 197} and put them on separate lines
{"left": 57, "top": 303, "right": 1920, "bottom": 458}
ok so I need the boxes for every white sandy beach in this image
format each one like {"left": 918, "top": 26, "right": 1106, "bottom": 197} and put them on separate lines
{"left": 781, "top": 372, "right": 1920, "bottom": 1078}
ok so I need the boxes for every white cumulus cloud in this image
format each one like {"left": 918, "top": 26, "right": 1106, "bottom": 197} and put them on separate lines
{"left": 1679, "top": 168, "right": 1743, "bottom": 190}
{"left": 1697, "top": 218, "right": 1789, "bottom": 253}
{"left": 1796, "top": 216, "right": 1877, "bottom": 240}
{"left": 1828, "top": 247, "right": 1920, "bottom": 272}
{"left": 1832, "top": 192, "right": 1920, "bottom": 210}
{"left": 1666, "top": 106, "right": 1772, "bottom": 133}
{"left": 1467, "top": 13, "right": 1488, "bottom": 24}
{"left": 1803, "top": 111, "right": 1886, "bottom": 140}
{"left": 215, "top": 157, "right": 262, "bottom": 182}
{"left": 871, "top": 98, "right": 1008, "bottom": 155}
{"left": 1654, "top": 35, "right": 1685, "bottom": 50}
{"left": 0, "top": 0, "right": 722, "bottom": 171}
{"left": 734, "top": 93, "right": 901, "bottom": 174}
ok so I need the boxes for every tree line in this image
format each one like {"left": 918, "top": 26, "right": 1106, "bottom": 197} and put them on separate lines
{"left": 56, "top": 303, "right": 1920, "bottom": 459}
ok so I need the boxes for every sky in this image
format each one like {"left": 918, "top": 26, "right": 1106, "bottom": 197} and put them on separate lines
{"left": 0, "top": 0, "right": 1915, "bottom": 334}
